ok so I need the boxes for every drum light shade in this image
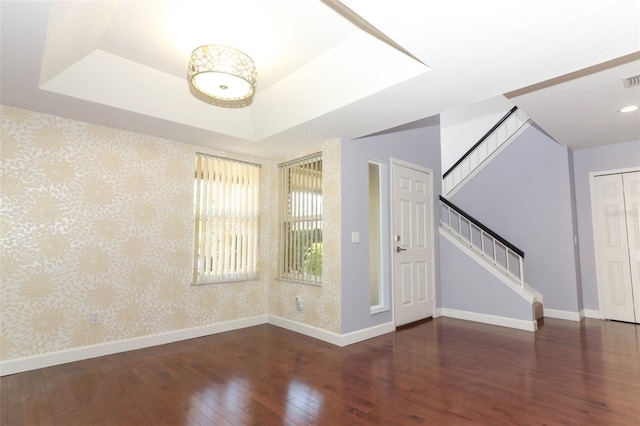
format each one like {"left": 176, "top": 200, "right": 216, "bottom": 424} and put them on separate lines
{"left": 188, "top": 45, "right": 258, "bottom": 107}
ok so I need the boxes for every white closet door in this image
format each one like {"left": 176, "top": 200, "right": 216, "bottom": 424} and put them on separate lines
{"left": 623, "top": 172, "right": 640, "bottom": 322}
{"left": 593, "top": 173, "right": 635, "bottom": 322}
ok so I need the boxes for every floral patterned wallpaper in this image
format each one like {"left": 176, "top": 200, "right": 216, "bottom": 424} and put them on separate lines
{"left": 0, "top": 105, "right": 341, "bottom": 362}
{"left": 268, "top": 142, "right": 342, "bottom": 334}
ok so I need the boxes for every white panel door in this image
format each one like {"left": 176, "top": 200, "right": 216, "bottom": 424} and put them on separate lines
{"left": 392, "top": 162, "right": 434, "bottom": 326}
{"left": 623, "top": 172, "right": 640, "bottom": 322}
{"left": 593, "top": 172, "right": 638, "bottom": 323}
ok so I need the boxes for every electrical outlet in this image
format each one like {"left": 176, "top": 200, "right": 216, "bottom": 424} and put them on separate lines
{"left": 90, "top": 312, "right": 102, "bottom": 325}
{"left": 295, "top": 296, "right": 303, "bottom": 311}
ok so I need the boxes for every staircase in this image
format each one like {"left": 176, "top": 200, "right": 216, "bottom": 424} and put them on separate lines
{"left": 439, "top": 196, "right": 525, "bottom": 286}
{"left": 442, "top": 106, "right": 531, "bottom": 197}
{"left": 440, "top": 106, "right": 543, "bottom": 328}
{"left": 439, "top": 195, "right": 543, "bottom": 326}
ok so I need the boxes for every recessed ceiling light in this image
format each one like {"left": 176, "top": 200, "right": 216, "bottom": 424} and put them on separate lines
{"left": 618, "top": 105, "right": 639, "bottom": 113}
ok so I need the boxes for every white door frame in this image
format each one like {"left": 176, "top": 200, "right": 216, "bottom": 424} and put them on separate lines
{"left": 390, "top": 158, "right": 436, "bottom": 325}
{"left": 589, "top": 166, "right": 640, "bottom": 320}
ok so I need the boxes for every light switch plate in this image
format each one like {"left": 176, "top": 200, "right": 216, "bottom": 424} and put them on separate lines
{"left": 351, "top": 232, "right": 360, "bottom": 243}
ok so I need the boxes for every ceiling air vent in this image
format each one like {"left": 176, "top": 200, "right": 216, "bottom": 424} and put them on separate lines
{"left": 622, "top": 75, "right": 640, "bottom": 88}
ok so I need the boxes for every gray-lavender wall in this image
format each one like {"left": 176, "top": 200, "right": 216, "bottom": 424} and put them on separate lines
{"left": 341, "top": 116, "right": 441, "bottom": 334}
{"left": 572, "top": 140, "right": 640, "bottom": 313}
{"left": 447, "top": 124, "right": 581, "bottom": 314}
{"left": 439, "top": 234, "right": 535, "bottom": 321}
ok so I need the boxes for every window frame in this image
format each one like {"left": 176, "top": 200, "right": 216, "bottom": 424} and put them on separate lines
{"left": 277, "top": 153, "right": 323, "bottom": 285}
{"left": 192, "top": 153, "right": 261, "bottom": 285}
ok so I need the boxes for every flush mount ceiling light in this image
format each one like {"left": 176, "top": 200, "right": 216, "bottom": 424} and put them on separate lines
{"left": 188, "top": 45, "right": 258, "bottom": 108}
{"left": 618, "top": 105, "right": 639, "bottom": 113}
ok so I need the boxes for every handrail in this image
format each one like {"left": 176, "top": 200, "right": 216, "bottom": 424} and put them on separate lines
{"left": 439, "top": 195, "right": 524, "bottom": 258}
{"left": 443, "top": 106, "right": 519, "bottom": 179}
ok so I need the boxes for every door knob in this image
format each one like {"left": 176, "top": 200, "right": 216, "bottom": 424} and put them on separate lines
{"left": 396, "top": 246, "right": 407, "bottom": 252}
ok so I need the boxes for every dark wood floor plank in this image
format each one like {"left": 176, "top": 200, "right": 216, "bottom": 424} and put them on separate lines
{"left": 18, "top": 371, "right": 34, "bottom": 404}
{"left": 28, "top": 370, "right": 55, "bottom": 426}
{"left": 4, "top": 375, "right": 22, "bottom": 426}
{"left": 2, "top": 317, "right": 639, "bottom": 425}
{"left": 0, "top": 376, "right": 9, "bottom": 426}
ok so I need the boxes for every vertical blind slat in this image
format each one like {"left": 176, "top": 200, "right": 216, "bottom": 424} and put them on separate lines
{"left": 304, "top": 161, "right": 309, "bottom": 280}
{"left": 293, "top": 164, "right": 299, "bottom": 280}
{"left": 193, "top": 156, "right": 203, "bottom": 282}
{"left": 205, "top": 158, "right": 214, "bottom": 275}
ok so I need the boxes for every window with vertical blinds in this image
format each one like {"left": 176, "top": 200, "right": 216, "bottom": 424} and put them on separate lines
{"left": 278, "top": 153, "right": 323, "bottom": 284}
{"left": 193, "top": 154, "right": 260, "bottom": 284}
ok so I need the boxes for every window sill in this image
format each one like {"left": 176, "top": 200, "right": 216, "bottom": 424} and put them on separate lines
{"left": 275, "top": 277, "right": 322, "bottom": 286}
{"left": 192, "top": 277, "right": 259, "bottom": 286}
{"left": 370, "top": 306, "right": 390, "bottom": 315}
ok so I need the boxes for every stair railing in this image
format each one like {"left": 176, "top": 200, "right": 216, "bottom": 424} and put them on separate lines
{"left": 439, "top": 196, "right": 525, "bottom": 287}
{"left": 442, "top": 106, "right": 529, "bottom": 196}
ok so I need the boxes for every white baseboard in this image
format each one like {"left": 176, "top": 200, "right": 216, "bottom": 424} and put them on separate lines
{"left": 339, "top": 321, "right": 396, "bottom": 346}
{"left": 1, "top": 315, "right": 397, "bottom": 376}
{"left": 267, "top": 315, "right": 395, "bottom": 347}
{"left": 0, "top": 315, "right": 268, "bottom": 377}
{"left": 439, "top": 308, "right": 537, "bottom": 332}
{"left": 543, "top": 308, "right": 581, "bottom": 321}
{"left": 581, "top": 309, "right": 604, "bottom": 319}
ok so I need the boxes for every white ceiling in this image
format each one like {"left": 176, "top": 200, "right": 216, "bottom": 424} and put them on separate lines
{"left": 508, "top": 56, "right": 640, "bottom": 150}
{"left": 1, "top": 0, "right": 639, "bottom": 160}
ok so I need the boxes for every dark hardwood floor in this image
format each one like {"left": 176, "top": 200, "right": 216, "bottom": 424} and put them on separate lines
{"left": 2, "top": 317, "right": 639, "bottom": 425}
